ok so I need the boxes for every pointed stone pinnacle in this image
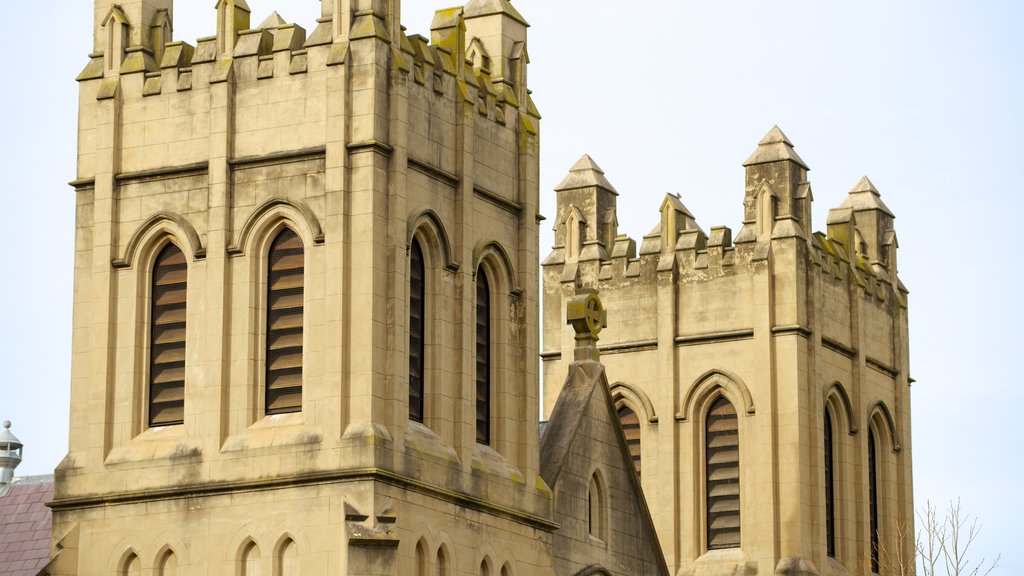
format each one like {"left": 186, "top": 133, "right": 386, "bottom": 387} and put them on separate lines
{"left": 850, "top": 176, "right": 880, "bottom": 195}
{"left": 841, "top": 176, "right": 894, "bottom": 216}
{"left": 555, "top": 155, "right": 618, "bottom": 194}
{"left": 758, "top": 125, "right": 793, "bottom": 147}
{"left": 258, "top": 11, "right": 288, "bottom": 30}
{"left": 570, "top": 154, "right": 605, "bottom": 174}
{"left": 743, "top": 125, "right": 809, "bottom": 170}
{"left": 464, "top": 0, "right": 530, "bottom": 26}
{"left": 216, "top": 0, "right": 251, "bottom": 12}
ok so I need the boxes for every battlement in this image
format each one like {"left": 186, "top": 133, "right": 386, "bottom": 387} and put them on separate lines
{"left": 78, "top": 1, "right": 540, "bottom": 183}
{"left": 543, "top": 128, "right": 906, "bottom": 309}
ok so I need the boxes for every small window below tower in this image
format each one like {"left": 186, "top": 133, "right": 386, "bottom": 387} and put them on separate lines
{"left": 588, "top": 472, "right": 607, "bottom": 541}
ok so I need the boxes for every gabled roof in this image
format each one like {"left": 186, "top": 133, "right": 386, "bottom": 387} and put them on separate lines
{"left": 0, "top": 476, "right": 54, "bottom": 576}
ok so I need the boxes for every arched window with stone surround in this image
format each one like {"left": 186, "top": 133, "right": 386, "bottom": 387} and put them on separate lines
{"left": 588, "top": 472, "right": 607, "bottom": 541}
{"left": 825, "top": 409, "right": 837, "bottom": 557}
{"left": 409, "top": 239, "right": 426, "bottom": 423}
{"left": 241, "top": 541, "right": 261, "bottom": 576}
{"left": 415, "top": 539, "right": 428, "bottom": 576}
{"left": 266, "top": 228, "right": 304, "bottom": 415}
{"left": 157, "top": 550, "right": 178, "bottom": 576}
{"left": 121, "top": 553, "right": 141, "bottom": 576}
{"left": 436, "top": 546, "right": 450, "bottom": 576}
{"left": 149, "top": 243, "right": 187, "bottom": 427}
{"left": 869, "top": 429, "right": 880, "bottom": 573}
{"left": 276, "top": 537, "right": 299, "bottom": 576}
{"left": 706, "top": 396, "right": 741, "bottom": 550}
{"left": 617, "top": 404, "right": 641, "bottom": 480}
{"left": 475, "top": 267, "right": 492, "bottom": 445}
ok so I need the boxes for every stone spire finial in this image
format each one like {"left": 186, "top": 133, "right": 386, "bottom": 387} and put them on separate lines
{"left": 0, "top": 421, "right": 24, "bottom": 485}
{"left": 463, "top": 0, "right": 529, "bottom": 25}
{"left": 841, "top": 176, "right": 894, "bottom": 217}
{"left": 567, "top": 290, "right": 607, "bottom": 363}
{"left": 743, "top": 125, "right": 809, "bottom": 170}
{"left": 555, "top": 155, "right": 618, "bottom": 194}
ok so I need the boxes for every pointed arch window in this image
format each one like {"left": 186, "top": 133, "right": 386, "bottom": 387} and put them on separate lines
{"left": 409, "top": 240, "right": 426, "bottom": 423}
{"left": 588, "top": 472, "right": 607, "bottom": 540}
{"left": 149, "top": 243, "right": 187, "bottom": 427}
{"left": 276, "top": 538, "right": 298, "bottom": 576}
{"left": 436, "top": 547, "right": 449, "bottom": 576}
{"left": 266, "top": 228, "right": 304, "bottom": 415}
{"left": 158, "top": 550, "right": 178, "bottom": 576}
{"left": 475, "top": 268, "right": 492, "bottom": 445}
{"left": 241, "top": 541, "right": 261, "bottom": 576}
{"left": 617, "top": 404, "right": 641, "bottom": 480}
{"left": 122, "top": 553, "right": 141, "bottom": 576}
{"left": 415, "top": 540, "right": 428, "bottom": 576}
{"left": 825, "top": 410, "right": 837, "bottom": 557}
{"left": 706, "top": 396, "right": 741, "bottom": 550}
{"left": 869, "top": 430, "right": 880, "bottom": 573}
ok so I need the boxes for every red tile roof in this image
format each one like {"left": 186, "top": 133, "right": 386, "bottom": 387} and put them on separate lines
{"left": 0, "top": 477, "right": 53, "bottom": 576}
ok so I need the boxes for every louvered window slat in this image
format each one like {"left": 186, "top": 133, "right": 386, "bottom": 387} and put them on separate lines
{"left": 409, "top": 241, "right": 426, "bottom": 423}
{"left": 869, "top": 430, "right": 880, "bottom": 573}
{"left": 266, "top": 229, "right": 303, "bottom": 415}
{"left": 475, "top": 269, "right": 491, "bottom": 445}
{"left": 706, "top": 397, "right": 740, "bottom": 550}
{"left": 149, "top": 244, "right": 186, "bottom": 427}
{"left": 825, "top": 411, "right": 837, "bottom": 557}
{"left": 617, "top": 405, "right": 642, "bottom": 480}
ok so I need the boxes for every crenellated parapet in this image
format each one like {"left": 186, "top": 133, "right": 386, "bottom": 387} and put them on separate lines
{"left": 544, "top": 127, "right": 907, "bottom": 323}
{"left": 78, "top": 1, "right": 541, "bottom": 171}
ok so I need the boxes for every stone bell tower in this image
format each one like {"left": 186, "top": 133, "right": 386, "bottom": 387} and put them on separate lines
{"left": 54, "top": 0, "right": 565, "bottom": 573}
{"left": 543, "top": 127, "right": 914, "bottom": 576}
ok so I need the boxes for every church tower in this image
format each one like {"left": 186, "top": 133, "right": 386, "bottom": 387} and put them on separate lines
{"left": 543, "top": 128, "right": 914, "bottom": 576}
{"left": 52, "top": 0, "right": 572, "bottom": 573}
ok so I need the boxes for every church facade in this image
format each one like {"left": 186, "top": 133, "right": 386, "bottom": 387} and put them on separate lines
{"left": 49, "top": 1, "right": 912, "bottom": 575}
{"left": 542, "top": 135, "right": 914, "bottom": 575}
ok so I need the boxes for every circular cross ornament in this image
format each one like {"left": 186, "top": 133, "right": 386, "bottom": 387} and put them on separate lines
{"left": 567, "top": 291, "right": 607, "bottom": 337}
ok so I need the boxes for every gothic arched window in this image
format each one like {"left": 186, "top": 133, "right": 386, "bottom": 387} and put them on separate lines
{"left": 825, "top": 410, "right": 837, "bottom": 557}
{"left": 121, "top": 553, "right": 141, "bottom": 576}
{"left": 869, "top": 429, "right": 880, "bottom": 573}
{"left": 149, "top": 243, "right": 187, "bottom": 427}
{"left": 475, "top": 268, "right": 491, "bottom": 445}
{"left": 409, "top": 240, "right": 426, "bottom": 423}
{"left": 415, "top": 540, "right": 428, "bottom": 576}
{"left": 276, "top": 537, "right": 298, "bottom": 576}
{"left": 617, "top": 404, "right": 641, "bottom": 480}
{"left": 706, "top": 396, "right": 741, "bottom": 550}
{"left": 266, "top": 228, "right": 304, "bottom": 415}
{"left": 588, "top": 472, "right": 607, "bottom": 541}
{"left": 436, "top": 547, "right": 449, "bottom": 576}
{"left": 241, "top": 541, "right": 261, "bottom": 576}
{"left": 158, "top": 550, "right": 178, "bottom": 576}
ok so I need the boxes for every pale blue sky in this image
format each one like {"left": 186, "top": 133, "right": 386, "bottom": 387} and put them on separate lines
{"left": 1, "top": 1, "right": 1019, "bottom": 572}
